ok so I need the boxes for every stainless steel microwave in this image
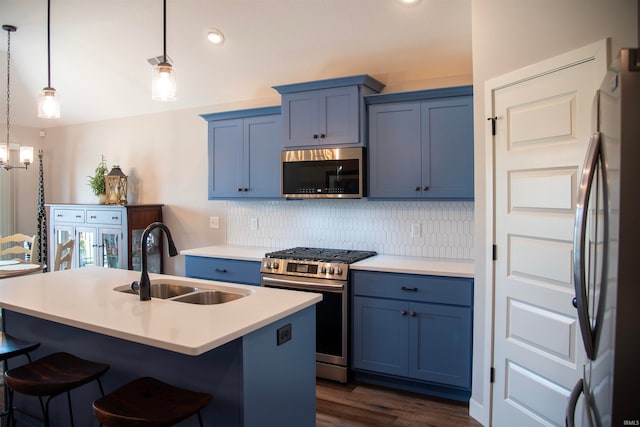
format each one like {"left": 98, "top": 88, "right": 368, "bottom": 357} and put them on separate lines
{"left": 281, "top": 147, "right": 365, "bottom": 198}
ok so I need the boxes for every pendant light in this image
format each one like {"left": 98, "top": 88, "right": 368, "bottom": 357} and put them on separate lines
{"left": 1, "top": 25, "right": 34, "bottom": 171}
{"left": 151, "top": 0, "right": 176, "bottom": 102}
{"left": 38, "top": 0, "right": 60, "bottom": 118}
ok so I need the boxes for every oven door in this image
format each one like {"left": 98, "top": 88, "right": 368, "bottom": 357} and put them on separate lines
{"left": 261, "top": 273, "right": 347, "bottom": 367}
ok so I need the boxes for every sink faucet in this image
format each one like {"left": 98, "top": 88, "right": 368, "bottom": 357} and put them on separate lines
{"left": 131, "top": 222, "right": 179, "bottom": 301}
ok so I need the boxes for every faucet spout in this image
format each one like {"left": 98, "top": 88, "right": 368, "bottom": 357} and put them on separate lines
{"left": 136, "top": 222, "right": 179, "bottom": 301}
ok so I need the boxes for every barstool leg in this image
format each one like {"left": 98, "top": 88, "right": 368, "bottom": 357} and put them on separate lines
{"left": 66, "top": 391, "right": 75, "bottom": 427}
{"left": 197, "top": 411, "right": 204, "bottom": 427}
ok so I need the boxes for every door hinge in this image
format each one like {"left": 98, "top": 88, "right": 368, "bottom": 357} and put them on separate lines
{"left": 487, "top": 116, "right": 498, "bottom": 136}
{"left": 490, "top": 367, "right": 495, "bottom": 383}
{"left": 492, "top": 244, "right": 497, "bottom": 261}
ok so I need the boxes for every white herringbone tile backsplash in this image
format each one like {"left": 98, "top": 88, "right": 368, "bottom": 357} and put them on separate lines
{"left": 227, "top": 200, "right": 474, "bottom": 260}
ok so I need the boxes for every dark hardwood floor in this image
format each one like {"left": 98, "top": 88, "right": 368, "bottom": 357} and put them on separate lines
{"left": 316, "top": 380, "right": 482, "bottom": 427}
{"left": 1, "top": 382, "right": 483, "bottom": 426}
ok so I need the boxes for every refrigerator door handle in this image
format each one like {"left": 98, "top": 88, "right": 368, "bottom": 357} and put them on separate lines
{"left": 566, "top": 378, "right": 583, "bottom": 427}
{"left": 573, "top": 131, "right": 602, "bottom": 360}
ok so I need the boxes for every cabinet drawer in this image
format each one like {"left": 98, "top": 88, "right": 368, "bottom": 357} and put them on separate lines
{"left": 86, "top": 210, "right": 122, "bottom": 225}
{"left": 185, "top": 256, "right": 261, "bottom": 286}
{"left": 52, "top": 209, "right": 85, "bottom": 223}
{"left": 352, "top": 270, "right": 472, "bottom": 306}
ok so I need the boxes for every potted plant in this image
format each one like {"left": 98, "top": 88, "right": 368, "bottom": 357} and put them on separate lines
{"left": 87, "top": 155, "right": 108, "bottom": 203}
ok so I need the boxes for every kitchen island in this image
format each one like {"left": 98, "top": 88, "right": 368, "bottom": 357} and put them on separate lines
{"left": 0, "top": 267, "right": 320, "bottom": 426}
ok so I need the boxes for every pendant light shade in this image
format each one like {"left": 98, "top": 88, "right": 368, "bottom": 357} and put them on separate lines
{"left": 38, "top": 0, "right": 60, "bottom": 118}
{"left": 152, "top": 0, "right": 176, "bottom": 102}
{"left": 38, "top": 88, "right": 60, "bottom": 118}
{"left": 152, "top": 63, "right": 176, "bottom": 102}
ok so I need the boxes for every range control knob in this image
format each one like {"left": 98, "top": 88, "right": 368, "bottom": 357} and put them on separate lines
{"left": 271, "top": 261, "right": 279, "bottom": 269}
{"left": 335, "top": 267, "right": 343, "bottom": 275}
{"left": 320, "top": 266, "right": 327, "bottom": 274}
{"left": 327, "top": 266, "right": 335, "bottom": 275}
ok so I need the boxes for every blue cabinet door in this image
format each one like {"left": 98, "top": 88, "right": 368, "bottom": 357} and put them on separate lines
{"left": 421, "top": 96, "right": 474, "bottom": 199}
{"left": 368, "top": 102, "right": 422, "bottom": 198}
{"left": 184, "top": 256, "right": 261, "bottom": 286}
{"left": 281, "top": 91, "right": 318, "bottom": 147}
{"left": 207, "top": 112, "right": 281, "bottom": 199}
{"left": 408, "top": 301, "right": 472, "bottom": 388}
{"left": 352, "top": 296, "right": 409, "bottom": 376}
{"left": 244, "top": 114, "right": 281, "bottom": 198}
{"left": 320, "top": 86, "right": 359, "bottom": 146}
{"left": 367, "top": 89, "right": 474, "bottom": 200}
{"left": 208, "top": 118, "right": 244, "bottom": 198}
{"left": 282, "top": 86, "right": 360, "bottom": 148}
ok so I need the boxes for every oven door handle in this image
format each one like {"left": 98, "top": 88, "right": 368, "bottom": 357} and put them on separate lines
{"left": 262, "top": 276, "right": 345, "bottom": 292}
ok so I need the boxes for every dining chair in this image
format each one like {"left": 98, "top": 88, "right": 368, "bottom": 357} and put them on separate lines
{"left": 0, "top": 234, "right": 37, "bottom": 261}
{"left": 54, "top": 239, "right": 75, "bottom": 271}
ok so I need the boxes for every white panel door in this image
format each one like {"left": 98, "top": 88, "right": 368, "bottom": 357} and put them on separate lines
{"left": 490, "top": 41, "right": 607, "bottom": 426}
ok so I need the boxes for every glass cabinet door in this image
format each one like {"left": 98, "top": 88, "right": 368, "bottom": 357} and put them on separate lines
{"left": 54, "top": 225, "right": 75, "bottom": 269}
{"left": 76, "top": 227, "right": 97, "bottom": 268}
{"left": 131, "top": 228, "right": 161, "bottom": 273}
{"left": 99, "top": 228, "right": 122, "bottom": 269}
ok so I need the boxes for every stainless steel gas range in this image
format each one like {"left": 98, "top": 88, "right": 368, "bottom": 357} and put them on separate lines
{"left": 260, "top": 247, "right": 377, "bottom": 383}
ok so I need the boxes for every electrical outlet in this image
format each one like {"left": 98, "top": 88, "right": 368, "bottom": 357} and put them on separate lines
{"left": 277, "top": 323, "right": 292, "bottom": 346}
{"left": 249, "top": 217, "right": 258, "bottom": 230}
{"left": 209, "top": 216, "right": 219, "bottom": 229}
{"left": 411, "top": 223, "right": 421, "bottom": 238}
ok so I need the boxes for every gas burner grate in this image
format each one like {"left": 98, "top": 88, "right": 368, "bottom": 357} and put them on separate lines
{"left": 265, "top": 247, "right": 376, "bottom": 264}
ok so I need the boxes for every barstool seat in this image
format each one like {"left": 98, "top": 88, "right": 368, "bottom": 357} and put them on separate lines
{"left": 93, "top": 376, "right": 212, "bottom": 427}
{"left": 0, "top": 333, "right": 40, "bottom": 363}
{"left": 4, "top": 351, "right": 109, "bottom": 426}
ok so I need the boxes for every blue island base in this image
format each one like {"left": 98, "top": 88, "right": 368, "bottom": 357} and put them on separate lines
{"left": 2, "top": 306, "right": 316, "bottom": 427}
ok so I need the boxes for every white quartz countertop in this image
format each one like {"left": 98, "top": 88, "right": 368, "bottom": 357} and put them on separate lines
{"left": 0, "top": 267, "right": 320, "bottom": 356}
{"left": 181, "top": 246, "right": 474, "bottom": 278}
{"left": 351, "top": 255, "right": 474, "bottom": 278}
{"left": 180, "top": 245, "right": 277, "bottom": 261}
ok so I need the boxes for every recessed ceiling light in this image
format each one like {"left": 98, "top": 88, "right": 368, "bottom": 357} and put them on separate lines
{"left": 397, "top": 0, "right": 421, "bottom": 5}
{"left": 207, "top": 29, "right": 225, "bottom": 45}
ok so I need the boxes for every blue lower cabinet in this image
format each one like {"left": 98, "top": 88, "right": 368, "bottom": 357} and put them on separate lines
{"left": 185, "top": 256, "right": 261, "bottom": 286}
{"left": 352, "top": 270, "right": 472, "bottom": 401}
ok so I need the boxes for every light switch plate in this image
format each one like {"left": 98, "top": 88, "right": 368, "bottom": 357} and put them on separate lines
{"left": 209, "top": 216, "right": 219, "bottom": 229}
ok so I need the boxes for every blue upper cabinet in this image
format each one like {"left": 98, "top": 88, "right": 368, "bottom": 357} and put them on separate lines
{"left": 367, "top": 86, "right": 474, "bottom": 200}
{"left": 274, "top": 75, "right": 385, "bottom": 148}
{"left": 202, "top": 107, "right": 281, "bottom": 199}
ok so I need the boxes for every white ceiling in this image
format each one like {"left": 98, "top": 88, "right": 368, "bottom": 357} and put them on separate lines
{"left": 0, "top": 0, "right": 472, "bottom": 129}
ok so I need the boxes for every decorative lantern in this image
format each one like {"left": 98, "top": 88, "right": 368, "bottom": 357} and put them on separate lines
{"left": 105, "top": 166, "right": 128, "bottom": 205}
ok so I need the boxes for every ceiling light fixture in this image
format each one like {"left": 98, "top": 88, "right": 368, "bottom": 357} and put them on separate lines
{"left": 151, "top": 0, "right": 176, "bottom": 102}
{"left": 207, "top": 29, "right": 225, "bottom": 45}
{"left": 397, "top": 0, "right": 422, "bottom": 5}
{"left": 38, "top": 0, "right": 60, "bottom": 118}
{"left": 2, "top": 25, "right": 34, "bottom": 170}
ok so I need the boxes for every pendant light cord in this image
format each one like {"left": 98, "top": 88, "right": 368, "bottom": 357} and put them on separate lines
{"left": 5, "top": 28, "right": 11, "bottom": 150}
{"left": 47, "top": 0, "right": 52, "bottom": 88}
{"left": 163, "top": 0, "right": 167, "bottom": 63}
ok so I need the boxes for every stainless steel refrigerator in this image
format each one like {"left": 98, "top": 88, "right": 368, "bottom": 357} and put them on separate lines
{"left": 567, "top": 48, "right": 640, "bottom": 427}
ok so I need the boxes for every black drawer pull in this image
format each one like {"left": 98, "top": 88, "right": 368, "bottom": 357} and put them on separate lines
{"left": 410, "top": 311, "right": 417, "bottom": 317}
{"left": 215, "top": 268, "right": 227, "bottom": 273}
{"left": 401, "top": 309, "right": 407, "bottom": 316}
{"left": 401, "top": 286, "right": 418, "bottom": 292}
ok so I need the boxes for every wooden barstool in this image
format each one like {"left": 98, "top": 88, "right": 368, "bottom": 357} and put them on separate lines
{"left": 92, "top": 376, "right": 212, "bottom": 427}
{"left": 0, "top": 333, "right": 40, "bottom": 418}
{"left": 4, "top": 351, "right": 110, "bottom": 426}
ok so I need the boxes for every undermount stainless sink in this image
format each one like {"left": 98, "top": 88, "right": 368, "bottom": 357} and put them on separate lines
{"left": 172, "top": 290, "right": 245, "bottom": 305}
{"left": 113, "top": 280, "right": 249, "bottom": 304}
{"left": 114, "top": 283, "right": 197, "bottom": 299}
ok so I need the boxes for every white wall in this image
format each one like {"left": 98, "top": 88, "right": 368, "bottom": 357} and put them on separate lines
{"left": 470, "top": 1, "right": 638, "bottom": 424}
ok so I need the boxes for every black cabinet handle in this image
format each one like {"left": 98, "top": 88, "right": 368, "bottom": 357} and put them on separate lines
{"left": 414, "top": 186, "right": 420, "bottom": 191}
{"left": 572, "top": 297, "right": 578, "bottom": 308}
{"left": 320, "top": 133, "right": 326, "bottom": 139}
{"left": 401, "top": 286, "right": 418, "bottom": 292}
{"left": 401, "top": 309, "right": 407, "bottom": 316}
{"left": 215, "top": 268, "right": 227, "bottom": 273}
{"left": 410, "top": 311, "right": 417, "bottom": 317}
{"left": 312, "top": 134, "right": 319, "bottom": 139}
{"left": 423, "top": 186, "right": 430, "bottom": 191}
